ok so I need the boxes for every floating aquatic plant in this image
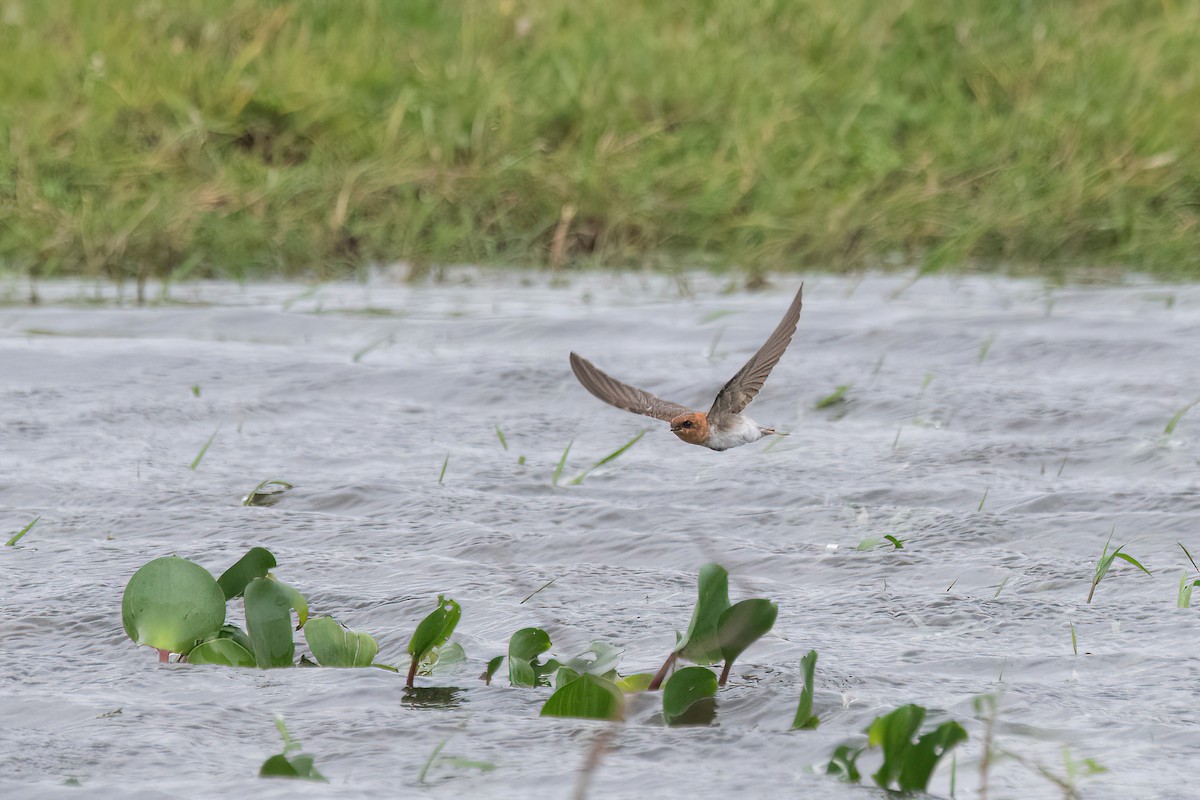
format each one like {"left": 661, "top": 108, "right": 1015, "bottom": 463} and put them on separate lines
{"left": 662, "top": 666, "right": 718, "bottom": 725}
{"left": 260, "top": 715, "right": 326, "bottom": 782}
{"left": 304, "top": 616, "right": 379, "bottom": 668}
{"left": 406, "top": 595, "right": 461, "bottom": 688}
{"left": 507, "top": 627, "right": 557, "bottom": 687}
{"left": 828, "top": 704, "right": 967, "bottom": 793}
{"left": 541, "top": 674, "right": 625, "bottom": 721}
{"left": 122, "top": 556, "right": 227, "bottom": 662}
{"left": 647, "top": 564, "right": 777, "bottom": 690}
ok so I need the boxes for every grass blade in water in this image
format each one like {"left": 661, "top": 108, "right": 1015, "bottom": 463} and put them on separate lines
{"left": 570, "top": 430, "right": 645, "bottom": 485}
{"left": 5, "top": 515, "right": 40, "bottom": 546}
{"left": 190, "top": 426, "right": 220, "bottom": 470}
{"left": 551, "top": 439, "right": 572, "bottom": 486}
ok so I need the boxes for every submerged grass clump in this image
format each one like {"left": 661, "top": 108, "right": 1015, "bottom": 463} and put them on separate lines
{"left": 4, "top": 1, "right": 1200, "bottom": 285}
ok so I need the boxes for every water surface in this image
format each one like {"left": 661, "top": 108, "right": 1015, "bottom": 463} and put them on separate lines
{"left": 2, "top": 272, "right": 1199, "bottom": 799}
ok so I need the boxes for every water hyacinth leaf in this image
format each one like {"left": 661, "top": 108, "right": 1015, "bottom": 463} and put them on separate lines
{"left": 540, "top": 674, "right": 625, "bottom": 721}
{"left": 217, "top": 547, "right": 277, "bottom": 600}
{"left": 554, "top": 666, "right": 580, "bottom": 689}
{"left": 867, "top": 704, "right": 968, "bottom": 792}
{"left": 791, "top": 650, "right": 820, "bottom": 730}
{"left": 427, "top": 641, "right": 468, "bottom": 676}
{"left": 304, "top": 616, "right": 378, "bottom": 667}
{"left": 408, "top": 595, "right": 462, "bottom": 659}
{"left": 481, "top": 655, "right": 504, "bottom": 684}
{"left": 508, "top": 627, "right": 554, "bottom": 687}
{"left": 826, "top": 744, "right": 865, "bottom": 782}
{"left": 561, "top": 642, "right": 624, "bottom": 678}
{"left": 675, "top": 563, "right": 731, "bottom": 665}
{"left": 406, "top": 595, "right": 461, "bottom": 687}
{"left": 121, "top": 556, "right": 226, "bottom": 656}
{"left": 244, "top": 578, "right": 296, "bottom": 668}
{"left": 259, "top": 754, "right": 325, "bottom": 782}
{"left": 716, "top": 598, "right": 778, "bottom": 685}
{"left": 662, "top": 666, "right": 718, "bottom": 726}
{"left": 188, "top": 638, "right": 257, "bottom": 667}
{"left": 212, "top": 624, "right": 254, "bottom": 655}
{"left": 275, "top": 580, "right": 309, "bottom": 628}
{"left": 616, "top": 673, "right": 655, "bottom": 693}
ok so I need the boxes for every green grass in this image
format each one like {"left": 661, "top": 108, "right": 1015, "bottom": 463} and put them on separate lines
{"left": 4, "top": 0, "right": 1200, "bottom": 286}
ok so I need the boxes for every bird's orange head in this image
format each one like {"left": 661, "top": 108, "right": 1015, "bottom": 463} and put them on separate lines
{"left": 669, "top": 412, "right": 709, "bottom": 446}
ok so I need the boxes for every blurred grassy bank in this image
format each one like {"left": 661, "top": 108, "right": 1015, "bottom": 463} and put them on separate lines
{"left": 2, "top": 0, "right": 1199, "bottom": 285}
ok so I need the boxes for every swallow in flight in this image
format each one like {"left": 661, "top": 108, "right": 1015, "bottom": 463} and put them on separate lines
{"left": 569, "top": 285, "right": 803, "bottom": 450}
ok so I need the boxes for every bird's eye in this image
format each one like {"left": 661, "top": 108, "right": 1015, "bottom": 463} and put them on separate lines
{"left": 682, "top": 421, "right": 692, "bottom": 428}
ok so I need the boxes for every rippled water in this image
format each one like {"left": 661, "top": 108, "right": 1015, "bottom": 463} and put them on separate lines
{"left": 2, "top": 271, "right": 1199, "bottom": 799}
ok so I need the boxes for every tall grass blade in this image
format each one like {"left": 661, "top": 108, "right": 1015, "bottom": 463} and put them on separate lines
{"left": 1164, "top": 398, "right": 1200, "bottom": 435}
{"left": 552, "top": 440, "right": 573, "bottom": 486}
{"left": 1178, "top": 541, "right": 1198, "bottom": 572}
{"left": 570, "top": 430, "right": 646, "bottom": 485}
{"left": 417, "top": 737, "right": 450, "bottom": 783}
{"left": 495, "top": 425, "right": 508, "bottom": 450}
{"left": 6, "top": 516, "right": 40, "bottom": 546}
{"left": 190, "top": 426, "right": 220, "bottom": 471}
{"left": 438, "top": 455, "right": 449, "bottom": 485}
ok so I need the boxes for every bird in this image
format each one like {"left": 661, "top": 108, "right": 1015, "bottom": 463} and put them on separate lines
{"left": 569, "top": 284, "right": 803, "bottom": 451}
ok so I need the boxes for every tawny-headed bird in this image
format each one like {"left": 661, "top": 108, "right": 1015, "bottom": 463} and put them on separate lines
{"left": 569, "top": 285, "right": 803, "bottom": 450}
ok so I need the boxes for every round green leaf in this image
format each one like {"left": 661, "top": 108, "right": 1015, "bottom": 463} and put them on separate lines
{"left": 304, "top": 616, "right": 378, "bottom": 668}
{"left": 121, "top": 556, "right": 226, "bottom": 656}
{"left": 540, "top": 674, "right": 625, "bottom": 721}
{"left": 188, "top": 638, "right": 257, "bottom": 667}
{"left": 662, "top": 666, "right": 718, "bottom": 725}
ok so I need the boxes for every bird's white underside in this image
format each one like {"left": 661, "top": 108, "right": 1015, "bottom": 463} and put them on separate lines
{"left": 703, "top": 415, "right": 767, "bottom": 451}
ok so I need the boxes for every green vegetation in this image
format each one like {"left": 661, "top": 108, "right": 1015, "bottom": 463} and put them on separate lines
{"left": 122, "top": 556, "right": 228, "bottom": 661}
{"left": 827, "top": 704, "right": 967, "bottom": 793}
{"left": 259, "top": 716, "right": 326, "bottom": 782}
{"left": 406, "top": 594, "right": 462, "bottom": 688}
{"left": 1175, "top": 542, "right": 1199, "bottom": 608}
{"left": 662, "top": 667, "right": 718, "bottom": 726}
{"left": 541, "top": 673, "right": 625, "bottom": 721}
{"left": 5, "top": 515, "right": 40, "bottom": 547}
{"left": 241, "top": 479, "right": 294, "bottom": 507}
{"left": 4, "top": 0, "right": 1200, "bottom": 288}
{"left": 189, "top": 426, "right": 219, "bottom": 470}
{"left": 790, "top": 650, "right": 820, "bottom": 730}
{"left": 1086, "top": 530, "right": 1151, "bottom": 604}
{"left": 646, "top": 563, "right": 777, "bottom": 690}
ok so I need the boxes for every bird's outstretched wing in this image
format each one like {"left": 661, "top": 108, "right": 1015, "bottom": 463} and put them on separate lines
{"left": 708, "top": 284, "right": 803, "bottom": 422}
{"left": 569, "top": 352, "right": 694, "bottom": 422}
